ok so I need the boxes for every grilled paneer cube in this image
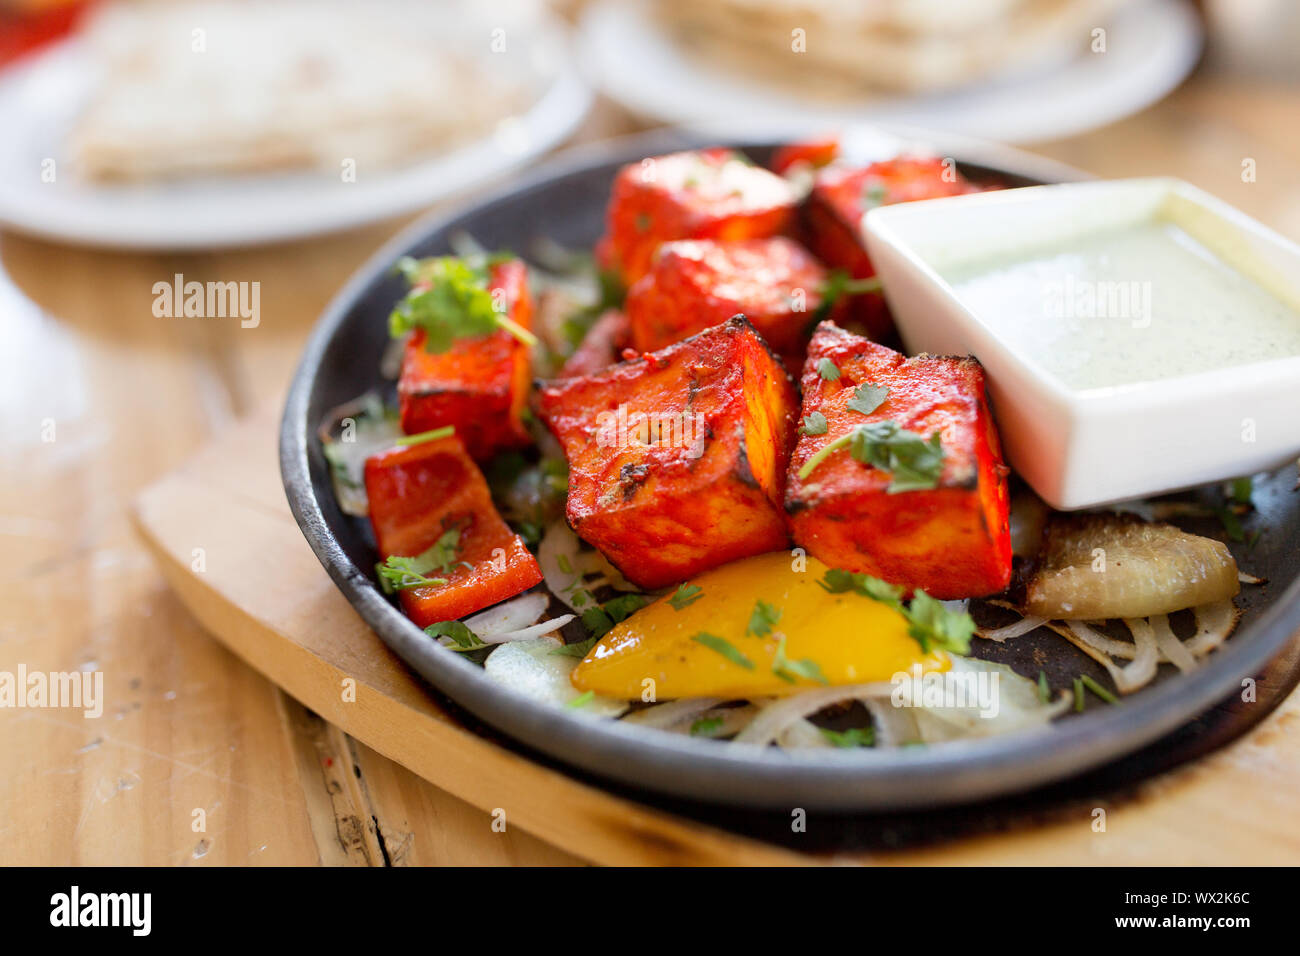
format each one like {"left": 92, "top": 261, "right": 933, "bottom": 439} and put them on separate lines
{"left": 625, "top": 237, "right": 841, "bottom": 372}
{"left": 536, "top": 316, "right": 799, "bottom": 590}
{"left": 786, "top": 322, "right": 1011, "bottom": 599}
{"left": 600, "top": 148, "right": 797, "bottom": 286}
{"left": 365, "top": 435, "right": 542, "bottom": 627}
{"left": 397, "top": 258, "right": 533, "bottom": 460}
{"left": 803, "top": 157, "right": 975, "bottom": 340}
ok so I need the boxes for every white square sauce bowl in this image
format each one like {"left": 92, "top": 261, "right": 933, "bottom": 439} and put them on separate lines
{"left": 863, "top": 177, "right": 1300, "bottom": 510}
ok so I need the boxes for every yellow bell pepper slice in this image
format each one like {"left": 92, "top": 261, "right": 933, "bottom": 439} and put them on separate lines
{"left": 570, "top": 552, "right": 949, "bottom": 700}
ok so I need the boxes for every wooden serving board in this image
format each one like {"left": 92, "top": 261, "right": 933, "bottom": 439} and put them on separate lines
{"left": 131, "top": 405, "right": 1300, "bottom": 865}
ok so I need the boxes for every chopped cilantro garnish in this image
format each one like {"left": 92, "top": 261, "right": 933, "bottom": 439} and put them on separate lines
{"left": 818, "top": 568, "right": 973, "bottom": 656}
{"left": 1080, "top": 674, "right": 1118, "bottom": 705}
{"left": 551, "top": 635, "right": 598, "bottom": 659}
{"left": 389, "top": 255, "right": 536, "bottom": 352}
{"left": 1216, "top": 506, "right": 1246, "bottom": 542}
{"left": 846, "top": 382, "right": 888, "bottom": 416}
{"left": 1229, "top": 476, "right": 1254, "bottom": 506}
{"left": 746, "top": 599, "right": 782, "bottom": 638}
{"left": 797, "top": 419, "right": 945, "bottom": 492}
{"left": 566, "top": 690, "right": 596, "bottom": 710}
{"left": 1073, "top": 677, "right": 1085, "bottom": 712}
{"left": 800, "top": 411, "right": 828, "bottom": 436}
{"left": 816, "top": 357, "right": 841, "bottom": 381}
{"left": 1037, "top": 670, "right": 1051, "bottom": 704}
{"left": 691, "top": 632, "right": 754, "bottom": 670}
{"left": 395, "top": 425, "right": 455, "bottom": 446}
{"left": 821, "top": 726, "right": 874, "bottom": 748}
{"left": 819, "top": 270, "right": 883, "bottom": 309}
{"left": 376, "top": 528, "right": 461, "bottom": 593}
{"left": 425, "top": 620, "right": 487, "bottom": 652}
{"left": 690, "top": 716, "right": 725, "bottom": 737}
{"left": 580, "top": 593, "right": 650, "bottom": 640}
{"left": 668, "top": 583, "right": 703, "bottom": 610}
{"left": 772, "top": 635, "right": 828, "bottom": 685}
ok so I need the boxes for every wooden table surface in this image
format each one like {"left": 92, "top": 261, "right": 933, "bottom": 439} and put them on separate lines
{"left": 4, "top": 44, "right": 1300, "bottom": 865}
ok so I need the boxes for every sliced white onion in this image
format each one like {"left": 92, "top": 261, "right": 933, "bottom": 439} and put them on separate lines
{"left": 691, "top": 704, "right": 760, "bottom": 739}
{"left": 463, "top": 592, "right": 548, "bottom": 637}
{"left": 1063, "top": 621, "right": 1131, "bottom": 689}
{"left": 537, "top": 522, "right": 595, "bottom": 612}
{"left": 621, "top": 697, "right": 722, "bottom": 730}
{"left": 777, "top": 718, "right": 831, "bottom": 749}
{"left": 1048, "top": 619, "right": 1131, "bottom": 660}
{"left": 1150, "top": 614, "right": 1198, "bottom": 673}
{"left": 731, "top": 683, "right": 894, "bottom": 748}
{"left": 978, "top": 614, "right": 1046, "bottom": 643}
{"left": 1185, "top": 600, "right": 1240, "bottom": 657}
{"left": 1115, "top": 618, "right": 1160, "bottom": 693}
{"left": 482, "top": 637, "right": 626, "bottom": 718}
{"left": 575, "top": 549, "right": 639, "bottom": 592}
{"left": 864, "top": 699, "right": 920, "bottom": 747}
{"left": 478, "top": 614, "right": 575, "bottom": 645}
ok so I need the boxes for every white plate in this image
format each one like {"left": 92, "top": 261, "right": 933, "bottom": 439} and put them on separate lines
{"left": 0, "top": 20, "right": 591, "bottom": 250}
{"left": 578, "top": 0, "right": 1202, "bottom": 145}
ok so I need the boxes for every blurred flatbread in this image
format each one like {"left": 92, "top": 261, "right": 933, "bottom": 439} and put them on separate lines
{"left": 71, "top": 0, "right": 529, "bottom": 181}
{"left": 656, "top": 0, "right": 1123, "bottom": 96}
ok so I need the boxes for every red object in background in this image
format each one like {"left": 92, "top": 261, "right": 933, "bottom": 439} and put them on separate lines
{"left": 770, "top": 137, "right": 839, "bottom": 175}
{"left": 785, "top": 321, "right": 1012, "bottom": 600}
{"left": 364, "top": 436, "right": 542, "bottom": 627}
{"left": 397, "top": 258, "right": 535, "bottom": 462}
{"left": 0, "top": 1, "right": 93, "bottom": 69}
{"left": 803, "top": 157, "right": 976, "bottom": 340}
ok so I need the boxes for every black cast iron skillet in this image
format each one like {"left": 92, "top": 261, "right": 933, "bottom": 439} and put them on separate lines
{"left": 281, "top": 128, "right": 1300, "bottom": 811}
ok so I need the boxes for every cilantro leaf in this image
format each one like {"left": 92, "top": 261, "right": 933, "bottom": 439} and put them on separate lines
{"left": 376, "top": 528, "right": 461, "bottom": 593}
{"left": 550, "top": 635, "right": 599, "bottom": 659}
{"left": 817, "top": 357, "right": 841, "bottom": 381}
{"left": 772, "top": 634, "right": 828, "bottom": 685}
{"left": 818, "top": 568, "right": 973, "bottom": 656}
{"left": 821, "top": 726, "right": 874, "bottom": 748}
{"left": 903, "top": 590, "right": 975, "bottom": 655}
{"left": 388, "top": 255, "right": 536, "bottom": 353}
{"left": 849, "top": 421, "right": 945, "bottom": 493}
{"left": 846, "top": 382, "right": 888, "bottom": 416}
{"left": 580, "top": 593, "right": 651, "bottom": 640}
{"left": 425, "top": 620, "right": 487, "bottom": 652}
{"left": 796, "top": 419, "right": 945, "bottom": 490}
{"left": 691, "top": 632, "right": 754, "bottom": 670}
{"left": 690, "top": 716, "right": 725, "bottom": 737}
{"left": 746, "top": 599, "right": 782, "bottom": 638}
{"left": 800, "top": 411, "right": 828, "bottom": 436}
{"left": 668, "top": 583, "right": 703, "bottom": 610}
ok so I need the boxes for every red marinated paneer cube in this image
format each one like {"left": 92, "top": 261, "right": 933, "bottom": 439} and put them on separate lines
{"left": 625, "top": 237, "right": 842, "bottom": 372}
{"left": 536, "top": 316, "right": 799, "bottom": 590}
{"left": 397, "top": 258, "right": 534, "bottom": 461}
{"left": 785, "top": 321, "right": 1011, "bottom": 599}
{"left": 600, "top": 148, "right": 797, "bottom": 287}
{"left": 365, "top": 435, "right": 542, "bottom": 627}
{"left": 803, "top": 157, "right": 976, "bottom": 340}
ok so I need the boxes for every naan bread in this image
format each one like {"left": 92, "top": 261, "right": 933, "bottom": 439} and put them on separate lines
{"left": 71, "top": 0, "right": 530, "bottom": 181}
